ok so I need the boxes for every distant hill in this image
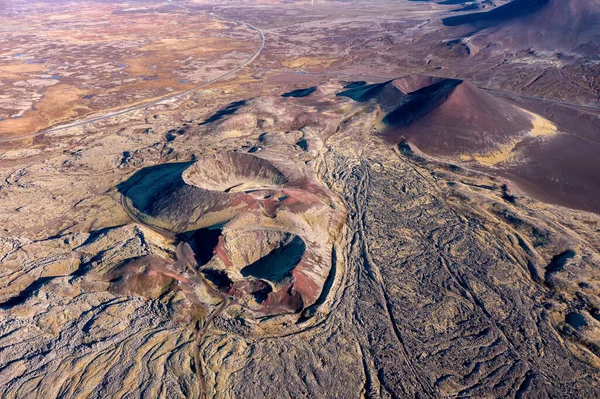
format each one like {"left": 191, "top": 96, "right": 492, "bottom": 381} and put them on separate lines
{"left": 339, "top": 75, "right": 534, "bottom": 156}
{"left": 443, "top": 0, "right": 600, "bottom": 53}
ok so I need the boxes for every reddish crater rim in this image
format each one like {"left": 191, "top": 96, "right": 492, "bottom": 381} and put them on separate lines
{"left": 182, "top": 152, "right": 288, "bottom": 193}
{"left": 391, "top": 75, "right": 447, "bottom": 94}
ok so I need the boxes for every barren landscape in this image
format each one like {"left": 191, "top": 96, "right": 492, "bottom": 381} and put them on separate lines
{"left": 1, "top": 0, "right": 600, "bottom": 398}
{"left": 0, "top": 0, "right": 258, "bottom": 139}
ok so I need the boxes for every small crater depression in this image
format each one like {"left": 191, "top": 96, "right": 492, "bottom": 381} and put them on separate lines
{"left": 566, "top": 312, "right": 588, "bottom": 330}
{"left": 546, "top": 249, "right": 576, "bottom": 274}
{"left": 199, "top": 230, "right": 309, "bottom": 310}
{"left": 391, "top": 75, "right": 447, "bottom": 94}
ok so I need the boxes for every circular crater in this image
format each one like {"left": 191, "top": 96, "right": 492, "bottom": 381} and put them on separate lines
{"left": 182, "top": 152, "right": 288, "bottom": 193}
{"left": 197, "top": 229, "right": 309, "bottom": 312}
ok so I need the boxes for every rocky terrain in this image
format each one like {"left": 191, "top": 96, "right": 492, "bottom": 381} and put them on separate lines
{"left": 1, "top": 0, "right": 600, "bottom": 398}
{"left": 1, "top": 75, "right": 600, "bottom": 398}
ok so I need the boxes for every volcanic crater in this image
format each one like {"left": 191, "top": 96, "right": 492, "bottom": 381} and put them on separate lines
{"left": 339, "top": 74, "right": 536, "bottom": 157}
{"left": 118, "top": 151, "right": 345, "bottom": 315}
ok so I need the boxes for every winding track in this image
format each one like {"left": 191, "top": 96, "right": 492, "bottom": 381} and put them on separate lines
{"left": 0, "top": 0, "right": 265, "bottom": 144}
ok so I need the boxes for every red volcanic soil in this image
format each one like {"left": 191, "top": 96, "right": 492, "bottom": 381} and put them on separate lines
{"left": 392, "top": 75, "right": 445, "bottom": 93}
{"left": 339, "top": 75, "right": 533, "bottom": 157}
{"left": 443, "top": 0, "right": 600, "bottom": 52}
{"left": 386, "top": 80, "right": 531, "bottom": 156}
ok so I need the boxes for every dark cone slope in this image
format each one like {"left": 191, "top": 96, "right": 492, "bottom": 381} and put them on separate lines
{"left": 340, "top": 75, "right": 534, "bottom": 157}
